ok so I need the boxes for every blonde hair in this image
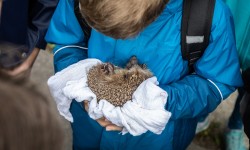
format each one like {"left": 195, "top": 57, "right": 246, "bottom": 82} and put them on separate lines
{"left": 79, "top": 0, "right": 168, "bottom": 39}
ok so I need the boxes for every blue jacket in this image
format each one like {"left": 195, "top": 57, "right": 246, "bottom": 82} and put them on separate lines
{"left": 46, "top": 0, "right": 243, "bottom": 149}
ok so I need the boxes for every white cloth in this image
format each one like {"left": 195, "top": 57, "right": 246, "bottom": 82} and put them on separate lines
{"left": 48, "top": 59, "right": 172, "bottom": 136}
{"left": 47, "top": 59, "right": 102, "bottom": 122}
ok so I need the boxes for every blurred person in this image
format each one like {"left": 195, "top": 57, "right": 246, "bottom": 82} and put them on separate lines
{"left": 0, "top": 0, "right": 58, "bottom": 81}
{"left": 0, "top": 74, "right": 65, "bottom": 150}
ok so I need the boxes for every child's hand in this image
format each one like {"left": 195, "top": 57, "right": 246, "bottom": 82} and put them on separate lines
{"left": 105, "top": 123, "right": 123, "bottom": 131}
{"left": 83, "top": 101, "right": 122, "bottom": 131}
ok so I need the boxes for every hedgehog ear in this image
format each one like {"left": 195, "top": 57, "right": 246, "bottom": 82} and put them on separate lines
{"left": 126, "top": 56, "right": 138, "bottom": 69}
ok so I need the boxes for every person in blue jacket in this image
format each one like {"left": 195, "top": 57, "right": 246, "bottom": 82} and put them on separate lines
{"left": 45, "top": 0, "right": 243, "bottom": 149}
{"left": 0, "top": 0, "right": 58, "bottom": 80}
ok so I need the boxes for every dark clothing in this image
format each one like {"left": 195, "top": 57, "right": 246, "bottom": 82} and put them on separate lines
{"left": 0, "top": 0, "right": 58, "bottom": 68}
{"left": 228, "top": 87, "right": 244, "bottom": 129}
{"left": 242, "top": 93, "right": 250, "bottom": 142}
{"left": 242, "top": 68, "right": 250, "bottom": 141}
{"left": 243, "top": 68, "right": 250, "bottom": 93}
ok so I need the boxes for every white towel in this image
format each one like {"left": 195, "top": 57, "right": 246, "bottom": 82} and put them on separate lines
{"left": 48, "top": 59, "right": 172, "bottom": 136}
{"left": 47, "top": 59, "right": 102, "bottom": 122}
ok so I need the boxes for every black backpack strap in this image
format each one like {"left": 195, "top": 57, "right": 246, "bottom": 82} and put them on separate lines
{"left": 74, "top": 0, "right": 91, "bottom": 46}
{"left": 181, "top": 0, "right": 215, "bottom": 72}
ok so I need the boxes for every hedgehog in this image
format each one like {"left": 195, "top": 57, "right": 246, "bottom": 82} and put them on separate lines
{"left": 87, "top": 56, "right": 153, "bottom": 107}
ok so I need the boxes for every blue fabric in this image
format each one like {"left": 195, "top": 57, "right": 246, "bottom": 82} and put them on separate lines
{"left": 45, "top": 0, "right": 243, "bottom": 149}
{"left": 53, "top": 45, "right": 88, "bottom": 72}
{"left": 225, "top": 129, "right": 247, "bottom": 150}
{"left": 224, "top": 0, "right": 250, "bottom": 71}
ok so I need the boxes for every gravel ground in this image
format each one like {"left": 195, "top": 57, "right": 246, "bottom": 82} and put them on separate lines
{"left": 30, "top": 50, "right": 249, "bottom": 150}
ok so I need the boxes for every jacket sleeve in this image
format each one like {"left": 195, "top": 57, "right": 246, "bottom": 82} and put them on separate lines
{"left": 161, "top": 1, "right": 243, "bottom": 120}
{"left": 28, "top": 0, "right": 59, "bottom": 50}
{"left": 45, "top": 0, "right": 88, "bottom": 72}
